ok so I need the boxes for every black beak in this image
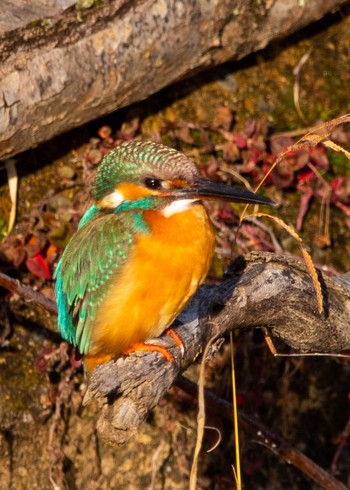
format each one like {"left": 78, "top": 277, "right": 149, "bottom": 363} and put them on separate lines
{"left": 173, "top": 177, "right": 276, "bottom": 207}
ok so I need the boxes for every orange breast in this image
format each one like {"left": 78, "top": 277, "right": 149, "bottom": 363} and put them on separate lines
{"left": 89, "top": 203, "right": 215, "bottom": 361}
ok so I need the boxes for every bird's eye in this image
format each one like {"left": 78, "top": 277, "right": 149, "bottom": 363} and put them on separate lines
{"left": 144, "top": 178, "right": 162, "bottom": 190}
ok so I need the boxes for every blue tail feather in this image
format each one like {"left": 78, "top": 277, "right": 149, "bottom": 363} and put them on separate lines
{"left": 54, "top": 259, "right": 76, "bottom": 346}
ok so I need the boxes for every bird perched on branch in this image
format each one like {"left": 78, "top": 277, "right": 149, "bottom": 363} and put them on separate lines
{"left": 54, "top": 141, "right": 274, "bottom": 373}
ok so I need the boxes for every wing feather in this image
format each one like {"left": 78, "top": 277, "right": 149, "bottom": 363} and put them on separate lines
{"left": 54, "top": 212, "right": 136, "bottom": 354}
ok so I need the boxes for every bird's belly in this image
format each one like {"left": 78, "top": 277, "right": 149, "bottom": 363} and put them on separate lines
{"left": 91, "top": 205, "right": 214, "bottom": 358}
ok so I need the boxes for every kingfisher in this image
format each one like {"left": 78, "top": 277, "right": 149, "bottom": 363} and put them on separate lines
{"left": 54, "top": 140, "right": 274, "bottom": 373}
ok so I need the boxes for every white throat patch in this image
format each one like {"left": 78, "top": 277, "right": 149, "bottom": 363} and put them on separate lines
{"left": 161, "top": 199, "right": 195, "bottom": 217}
{"left": 100, "top": 191, "right": 124, "bottom": 208}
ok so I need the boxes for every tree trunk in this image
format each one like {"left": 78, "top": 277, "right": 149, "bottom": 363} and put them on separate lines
{"left": 0, "top": 0, "right": 348, "bottom": 160}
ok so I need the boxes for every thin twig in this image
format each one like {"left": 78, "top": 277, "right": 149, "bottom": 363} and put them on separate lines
{"left": 331, "top": 416, "right": 350, "bottom": 473}
{"left": 293, "top": 48, "right": 313, "bottom": 121}
{"left": 190, "top": 335, "right": 217, "bottom": 490}
{"left": 0, "top": 272, "right": 57, "bottom": 315}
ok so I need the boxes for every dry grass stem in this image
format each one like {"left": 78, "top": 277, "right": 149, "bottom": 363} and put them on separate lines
{"left": 190, "top": 335, "right": 217, "bottom": 490}
{"left": 247, "top": 213, "right": 324, "bottom": 314}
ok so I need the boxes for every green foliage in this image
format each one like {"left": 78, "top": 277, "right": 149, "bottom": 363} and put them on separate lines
{"left": 329, "top": 151, "right": 350, "bottom": 176}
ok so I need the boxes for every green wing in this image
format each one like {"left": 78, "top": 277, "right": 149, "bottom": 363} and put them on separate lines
{"left": 54, "top": 212, "right": 136, "bottom": 354}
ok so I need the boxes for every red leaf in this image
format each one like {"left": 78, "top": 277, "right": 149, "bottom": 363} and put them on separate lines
{"left": 270, "top": 161, "right": 295, "bottom": 189}
{"left": 298, "top": 169, "right": 315, "bottom": 183}
{"left": 232, "top": 133, "right": 247, "bottom": 149}
{"left": 26, "top": 254, "right": 52, "bottom": 280}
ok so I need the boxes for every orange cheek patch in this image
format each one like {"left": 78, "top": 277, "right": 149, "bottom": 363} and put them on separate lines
{"left": 116, "top": 182, "right": 156, "bottom": 200}
{"left": 114, "top": 181, "right": 188, "bottom": 201}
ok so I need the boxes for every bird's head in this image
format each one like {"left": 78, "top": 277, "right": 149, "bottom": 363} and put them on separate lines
{"left": 93, "top": 140, "right": 275, "bottom": 214}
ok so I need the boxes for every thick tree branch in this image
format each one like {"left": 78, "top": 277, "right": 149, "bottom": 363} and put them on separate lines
{"left": 83, "top": 252, "right": 350, "bottom": 445}
{"left": 1, "top": 0, "right": 349, "bottom": 160}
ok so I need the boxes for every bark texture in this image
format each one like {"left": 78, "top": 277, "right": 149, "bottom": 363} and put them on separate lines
{"left": 84, "top": 252, "right": 350, "bottom": 445}
{"left": 1, "top": 0, "right": 349, "bottom": 160}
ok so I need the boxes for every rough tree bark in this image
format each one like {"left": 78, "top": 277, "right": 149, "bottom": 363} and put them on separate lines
{"left": 83, "top": 252, "right": 350, "bottom": 445}
{"left": 1, "top": 0, "right": 349, "bottom": 160}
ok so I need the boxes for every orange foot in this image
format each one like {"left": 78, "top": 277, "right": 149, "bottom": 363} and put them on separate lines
{"left": 164, "top": 327, "right": 185, "bottom": 356}
{"left": 123, "top": 342, "right": 174, "bottom": 361}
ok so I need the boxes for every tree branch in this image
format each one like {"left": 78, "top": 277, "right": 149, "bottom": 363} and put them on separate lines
{"left": 83, "top": 252, "right": 350, "bottom": 444}
{"left": 1, "top": 251, "right": 349, "bottom": 486}
{"left": 0, "top": 271, "right": 57, "bottom": 315}
{"left": 1, "top": 0, "right": 349, "bottom": 160}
